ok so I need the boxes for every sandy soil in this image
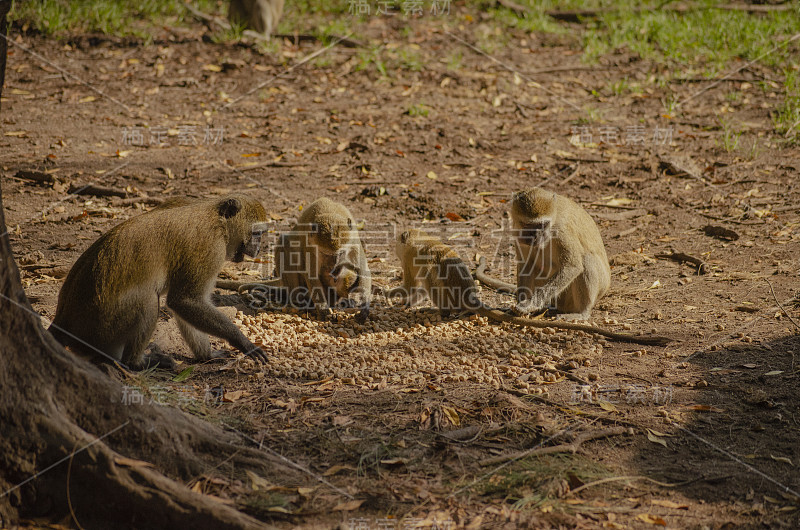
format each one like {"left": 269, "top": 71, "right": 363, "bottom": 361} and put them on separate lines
{"left": 2, "top": 11, "right": 800, "bottom": 529}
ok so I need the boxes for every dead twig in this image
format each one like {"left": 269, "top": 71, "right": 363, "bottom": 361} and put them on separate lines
{"left": 12, "top": 170, "right": 59, "bottom": 186}
{"left": 111, "top": 197, "right": 165, "bottom": 207}
{"left": 655, "top": 251, "right": 708, "bottom": 275}
{"left": 541, "top": 366, "right": 591, "bottom": 386}
{"left": 233, "top": 162, "right": 310, "bottom": 170}
{"left": 547, "top": 3, "right": 795, "bottom": 22}
{"left": 766, "top": 279, "right": 800, "bottom": 332}
{"left": 479, "top": 426, "right": 629, "bottom": 466}
{"left": 566, "top": 475, "right": 696, "bottom": 497}
{"left": 67, "top": 183, "right": 128, "bottom": 198}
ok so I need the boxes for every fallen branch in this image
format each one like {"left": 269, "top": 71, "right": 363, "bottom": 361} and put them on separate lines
{"left": 702, "top": 224, "right": 739, "bottom": 241}
{"left": 479, "top": 426, "right": 629, "bottom": 466}
{"left": 111, "top": 196, "right": 166, "bottom": 207}
{"left": 655, "top": 251, "right": 708, "bottom": 275}
{"left": 12, "top": 169, "right": 58, "bottom": 186}
{"left": 67, "top": 183, "right": 128, "bottom": 198}
{"left": 233, "top": 161, "right": 310, "bottom": 170}
{"left": 547, "top": 3, "right": 795, "bottom": 22}
{"left": 566, "top": 475, "right": 694, "bottom": 497}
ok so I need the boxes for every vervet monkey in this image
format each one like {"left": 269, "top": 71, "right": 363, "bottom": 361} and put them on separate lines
{"left": 389, "top": 230, "right": 669, "bottom": 346}
{"left": 477, "top": 188, "right": 611, "bottom": 320}
{"left": 49, "top": 195, "right": 270, "bottom": 370}
{"left": 231, "top": 198, "right": 372, "bottom": 322}
{"left": 228, "top": 0, "right": 284, "bottom": 37}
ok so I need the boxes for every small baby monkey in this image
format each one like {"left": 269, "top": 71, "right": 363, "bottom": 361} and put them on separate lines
{"left": 234, "top": 198, "right": 372, "bottom": 322}
{"left": 389, "top": 230, "right": 669, "bottom": 346}
{"left": 477, "top": 188, "right": 611, "bottom": 320}
{"left": 50, "top": 195, "right": 270, "bottom": 370}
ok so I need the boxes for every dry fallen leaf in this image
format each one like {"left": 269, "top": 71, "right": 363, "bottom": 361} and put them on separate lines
{"left": 598, "top": 400, "right": 618, "bottom": 413}
{"left": 445, "top": 212, "right": 465, "bottom": 222}
{"left": 323, "top": 465, "right": 356, "bottom": 477}
{"left": 333, "top": 499, "right": 365, "bottom": 511}
{"left": 441, "top": 405, "right": 460, "bottom": 427}
{"left": 245, "top": 469, "right": 272, "bottom": 491}
{"left": 636, "top": 513, "right": 667, "bottom": 525}
{"left": 223, "top": 390, "right": 247, "bottom": 402}
{"left": 380, "top": 457, "right": 409, "bottom": 466}
{"left": 646, "top": 429, "right": 668, "bottom": 448}
{"left": 770, "top": 455, "right": 794, "bottom": 466}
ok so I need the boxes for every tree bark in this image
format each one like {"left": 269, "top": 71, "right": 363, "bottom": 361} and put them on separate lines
{"left": 0, "top": 3, "right": 290, "bottom": 527}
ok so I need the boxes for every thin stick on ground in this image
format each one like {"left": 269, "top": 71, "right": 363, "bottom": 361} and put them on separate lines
{"left": 479, "top": 426, "right": 629, "bottom": 466}
{"left": 766, "top": 278, "right": 800, "bottom": 332}
{"left": 566, "top": 475, "right": 698, "bottom": 497}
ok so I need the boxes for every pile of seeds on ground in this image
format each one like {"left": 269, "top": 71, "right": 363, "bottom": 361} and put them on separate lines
{"left": 234, "top": 304, "right": 608, "bottom": 391}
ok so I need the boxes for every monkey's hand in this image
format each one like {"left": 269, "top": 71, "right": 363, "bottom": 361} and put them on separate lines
{"left": 314, "top": 306, "right": 334, "bottom": 321}
{"left": 245, "top": 345, "right": 269, "bottom": 363}
{"left": 355, "top": 305, "right": 370, "bottom": 324}
{"left": 513, "top": 296, "right": 548, "bottom": 316}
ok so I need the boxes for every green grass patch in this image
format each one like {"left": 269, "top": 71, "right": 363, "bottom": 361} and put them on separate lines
{"left": 11, "top": 0, "right": 218, "bottom": 38}
{"left": 774, "top": 69, "right": 800, "bottom": 144}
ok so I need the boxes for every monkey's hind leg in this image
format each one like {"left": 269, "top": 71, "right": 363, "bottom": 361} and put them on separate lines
{"left": 122, "top": 297, "right": 176, "bottom": 371}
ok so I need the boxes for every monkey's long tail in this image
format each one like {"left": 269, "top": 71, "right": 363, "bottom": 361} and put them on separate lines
{"left": 474, "top": 257, "right": 515, "bottom": 294}
{"left": 215, "top": 279, "right": 281, "bottom": 293}
{"left": 476, "top": 305, "right": 673, "bottom": 346}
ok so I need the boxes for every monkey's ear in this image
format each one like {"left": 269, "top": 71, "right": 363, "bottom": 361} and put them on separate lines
{"left": 218, "top": 198, "right": 242, "bottom": 219}
{"left": 310, "top": 222, "right": 319, "bottom": 233}
{"left": 399, "top": 230, "right": 411, "bottom": 244}
{"left": 347, "top": 217, "right": 353, "bottom": 228}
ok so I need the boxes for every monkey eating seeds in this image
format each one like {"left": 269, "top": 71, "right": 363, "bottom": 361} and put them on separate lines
{"left": 389, "top": 229, "right": 670, "bottom": 346}
{"left": 477, "top": 188, "right": 611, "bottom": 320}
{"left": 234, "top": 197, "right": 372, "bottom": 322}
{"left": 50, "top": 195, "right": 270, "bottom": 370}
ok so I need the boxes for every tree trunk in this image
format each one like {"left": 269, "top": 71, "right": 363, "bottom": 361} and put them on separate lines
{"left": 0, "top": 3, "right": 289, "bottom": 527}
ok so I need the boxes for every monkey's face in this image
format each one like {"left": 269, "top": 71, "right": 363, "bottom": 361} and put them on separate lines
{"left": 330, "top": 262, "right": 360, "bottom": 296}
{"left": 234, "top": 222, "right": 268, "bottom": 263}
{"left": 217, "top": 196, "right": 267, "bottom": 262}
{"left": 516, "top": 220, "right": 551, "bottom": 249}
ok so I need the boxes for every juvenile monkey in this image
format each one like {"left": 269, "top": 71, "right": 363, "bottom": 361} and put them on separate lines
{"left": 49, "top": 195, "right": 270, "bottom": 370}
{"left": 233, "top": 198, "right": 372, "bottom": 322}
{"left": 228, "top": 0, "right": 284, "bottom": 36}
{"left": 478, "top": 188, "right": 610, "bottom": 320}
{"left": 390, "top": 230, "right": 669, "bottom": 346}
{"left": 233, "top": 234, "right": 363, "bottom": 309}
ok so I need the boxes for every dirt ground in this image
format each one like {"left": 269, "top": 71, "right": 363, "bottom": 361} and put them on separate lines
{"left": 2, "top": 9, "right": 800, "bottom": 530}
